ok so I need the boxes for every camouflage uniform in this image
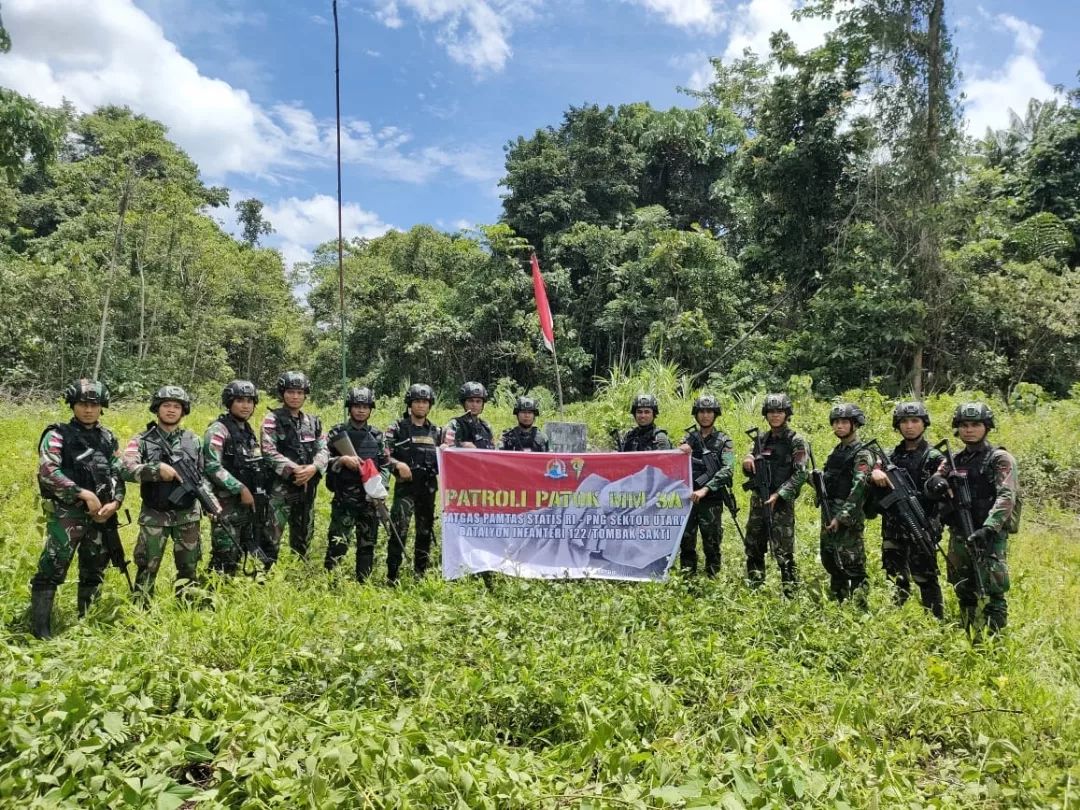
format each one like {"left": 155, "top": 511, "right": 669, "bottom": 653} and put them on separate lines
{"left": 203, "top": 414, "right": 261, "bottom": 575}
{"left": 929, "top": 441, "right": 1019, "bottom": 632}
{"left": 681, "top": 427, "right": 735, "bottom": 576}
{"left": 443, "top": 412, "right": 495, "bottom": 449}
{"left": 743, "top": 428, "right": 809, "bottom": 590}
{"left": 499, "top": 425, "right": 549, "bottom": 452}
{"left": 619, "top": 425, "right": 673, "bottom": 451}
{"left": 386, "top": 416, "right": 442, "bottom": 581}
{"left": 33, "top": 420, "right": 126, "bottom": 611}
{"left": 879, "top": 440, "right": 944, "bottom": 615}
{"left": 260, "top": 408, "right": 328, "bottom": 562}
{"left": 819, "top": 440, "right": 875, "bottom": 604}
{"left": 121, "top": 424, "right": 208, "bottom": 600}
{"left": 324, "top": 420, "right": 392, "bottom": 581}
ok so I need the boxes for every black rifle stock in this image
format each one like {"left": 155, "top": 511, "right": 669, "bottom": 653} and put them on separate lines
{"left": 933, "top": 439, "right": 986, "bottom": 598}
{"left": 76, "top": 447, "right": 134, "bottom": 591}
{"left": 742, "top": 427, "right": 773, "bottom": 539}
{"left": 864, "top": 440, "right": 943, "bottom": 562}
{"left": 807, "top": 444, "right": 834, "bottom": 525}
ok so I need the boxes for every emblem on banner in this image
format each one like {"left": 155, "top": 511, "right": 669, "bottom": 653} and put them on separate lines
{"left": 571, "top": 457, "right": 585, "bottom": 479}
{"left": 544, "top": 459, "right": 568, "bottom": 479}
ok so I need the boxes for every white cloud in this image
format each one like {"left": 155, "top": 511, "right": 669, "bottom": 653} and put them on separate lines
{"left": 0, "top": 0, "right": 287, "bottom": 178}
{"left": 0, "top": 0, "right": 499, "bottom": 185}
{"left": 263, "top": 194, "right": 395, "bottom": 268}
{"left": 367, "top": 0, "right": 537, "bottom": 73}
{"left": 628, "top": 0, "right": 724, "bottom": 33}
{"left": 722, "top": 0, "right": 831, "bottom": 62}
{"left": 670, "top": 51, "right": 715, "bottom": 91}
{"left": 963, "top": 14, "right": 1058, "bottom": 136}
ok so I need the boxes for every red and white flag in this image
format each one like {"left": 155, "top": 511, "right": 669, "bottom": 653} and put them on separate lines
{"left": 359, "top": 458, "right": 387, "bottom": 500}
{"left": 530, "top": 252, "right": 555, "bottom": 353}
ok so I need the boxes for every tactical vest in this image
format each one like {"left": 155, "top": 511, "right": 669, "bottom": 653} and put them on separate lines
{"left": 392, "top": 418, "right": 440, "bottom": 476}
{"left": 501, "top": 426, "right": 546, "bottom": 452}
{"left": 891, "top": 440, "right": 935, "bottom": 508}
{"left": 686, "top": 429, "right": 730, "bottom": 499}
{"left": 823, "top": 441, "right": 864, "bottom": 502}
{"left": 622, "top": 425, "right": 668, "bottom": 452}
{"left": 140, "top": 427, "right": 201, "bottom": 511}
{"left": 326, "top": 422, "right": 383, "bottom": 495}
{"left": 951, "top": 444, "right": 1000, "bottom": 528}
{"left": 756, "top": 430, "right": 795, "bottom": 493}
{"left": 272, "top": 407, "right": 322, "bottom": 465}
{"left": 215, "top": 413, "right": 259, "bottom": 486}
{"left": 38, "top": 420, "right": 116, "bottom": 501}
{"left": 452, "top": 413, "right": 494, "bottom": 449}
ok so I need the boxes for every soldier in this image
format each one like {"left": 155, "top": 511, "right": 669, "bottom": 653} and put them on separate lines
{"left": 616, "top": 393, "right": 672, "bottom": 451}
{"left": 819, "top": 403, "right": 875, "bottom": 606}
{"left": 203, "top": 380, "right": 262, "bottom": 576}
{"left": 29, "top": 379, "right": 126, "bottom": 638}
{"left": 677, "top": 394, "right": 734, "bottom": 577}
{"left": 741, "top": 393, "right": 808, "bottom": 594}
{"left": 260, "top": 371, "right": 328, "bottom": 563}
{"left": 499, "top": 396, "right": 549, "bottom": 451}
{"left": 324, "top": 386, "right": 392, "bottom": 582}
{"left": 870, "top": 401, "right": 944, "bottom": 617}
{"left": 442, "top": 381, "right": 495, "bottom": 449}
{"left": 385, "top": 384, "right": 443, "bottom": 582}
{"left": 925, "top": 402, "right": 1019, "bottom": 634}
{"left": 121, "top": 386, "right": 212, "bottom": 602}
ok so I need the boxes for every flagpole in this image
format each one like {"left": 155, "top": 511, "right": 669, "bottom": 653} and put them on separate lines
{"left": 551, "top": 340, "right": 564, "bottom": 417}
{"left": 333, "top": 0, "right": 347, "bottom": 415}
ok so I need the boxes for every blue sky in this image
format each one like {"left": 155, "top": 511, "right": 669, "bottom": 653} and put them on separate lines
{"left": 1, "top": 0, "right": 1074, "bottom": 265}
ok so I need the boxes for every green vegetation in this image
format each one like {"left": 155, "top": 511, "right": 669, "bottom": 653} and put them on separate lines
{"left": 2, "top": 382, "right": 1077, "bottom": 808}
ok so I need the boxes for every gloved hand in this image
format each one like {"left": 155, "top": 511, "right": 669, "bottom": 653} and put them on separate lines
{"left": 968, "top": 526, "right": 997, "bottom": 548}
{"left": 925, "top": 475, "right": 950, "bottom": 499}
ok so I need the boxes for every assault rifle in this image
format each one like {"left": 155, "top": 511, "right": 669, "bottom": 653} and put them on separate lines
{"left": 331, "top": 430, "right": 410, "bottom": 567}
{"left": 147, "top": 427, "right": 222, "bottom": 517}
{"left": 807, "top": 444, "right": 834, "bottom": 525}
{"left": 609, "top": 428, "right": 624, "bottom": 452}
{"left": 933, "top": 439, "right": 986, "bottom": 598}
{"left": 742, "top": 427, "right": 774, "bottom": 540}
{"left": 223, "top": 457, "right": 273, "bottom": 575}
{"left": 76, "top": 447, "right": 134, "bottom": 592}
{"left": 863, "top": 440, "right": 943, "bottom": 562}
{"left": 687, "top": 429, "right": 746, "bottom": 543}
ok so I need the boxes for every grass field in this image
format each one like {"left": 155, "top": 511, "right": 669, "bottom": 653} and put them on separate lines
{"left": 1, "top": 387, "right": 1078, "bottom": 808}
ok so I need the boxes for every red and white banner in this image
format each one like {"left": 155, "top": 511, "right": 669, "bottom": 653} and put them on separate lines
{"left": 439, "top": 448, "right": 693, "bottom": 581}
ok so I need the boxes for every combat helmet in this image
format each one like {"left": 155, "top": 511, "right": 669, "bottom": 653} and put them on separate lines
{"left": 691, "top": 394, "right": 721, "bottom": 416}
{"left": 458, "top": 381, "right": 489, "bottom": 404}
{"left": 404, "top": 383, "right": 435, "bottom": 406}
{"left": 892, "top": 400, "right": 930, "bottom": 429}
{"left": 64, "top": 379, "right": 110, "bottom": 409}
{"left": 761, "top": 393, "right": 793, "bottom": 417}
{"left": 828, "top": 402, "right": 866, "bottom": 427}
{"left": 952, "top": 401, "right": 995, "bottom": 430}
{"left": 275, "top": 371, "right": 311, "bottom": 396}
{"left": 221, "top": 379, "right": 259, "bottom": 408}
{"left": 630, "top": 393, "right": 660, "bottom": 415}
{"left": 150, "top": 385, "right": 192, "bottom": 415}
{"left": 513, "top": 396, "right": 540, "bottom": 416}
{"left": 346, "top": 386, "right": 376, "bottom": 408}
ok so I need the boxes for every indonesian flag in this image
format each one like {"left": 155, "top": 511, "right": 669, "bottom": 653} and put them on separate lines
{"left": 530, "top": 252, "right": 555, "bottom": 352}
{"left": 359, "top": 458, "right": 388, "bottom": 500}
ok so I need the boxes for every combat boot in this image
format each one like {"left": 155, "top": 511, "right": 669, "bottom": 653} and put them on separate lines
{"left": 77, "top": 585, "right": 99, "bottom": 617}
{"left": 30, "top": 589, "right": 56, "bottom": 640}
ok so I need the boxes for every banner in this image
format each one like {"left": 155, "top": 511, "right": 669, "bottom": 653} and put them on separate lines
{"left": 439, "top": 448, "right": 693, "bottom": 581}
